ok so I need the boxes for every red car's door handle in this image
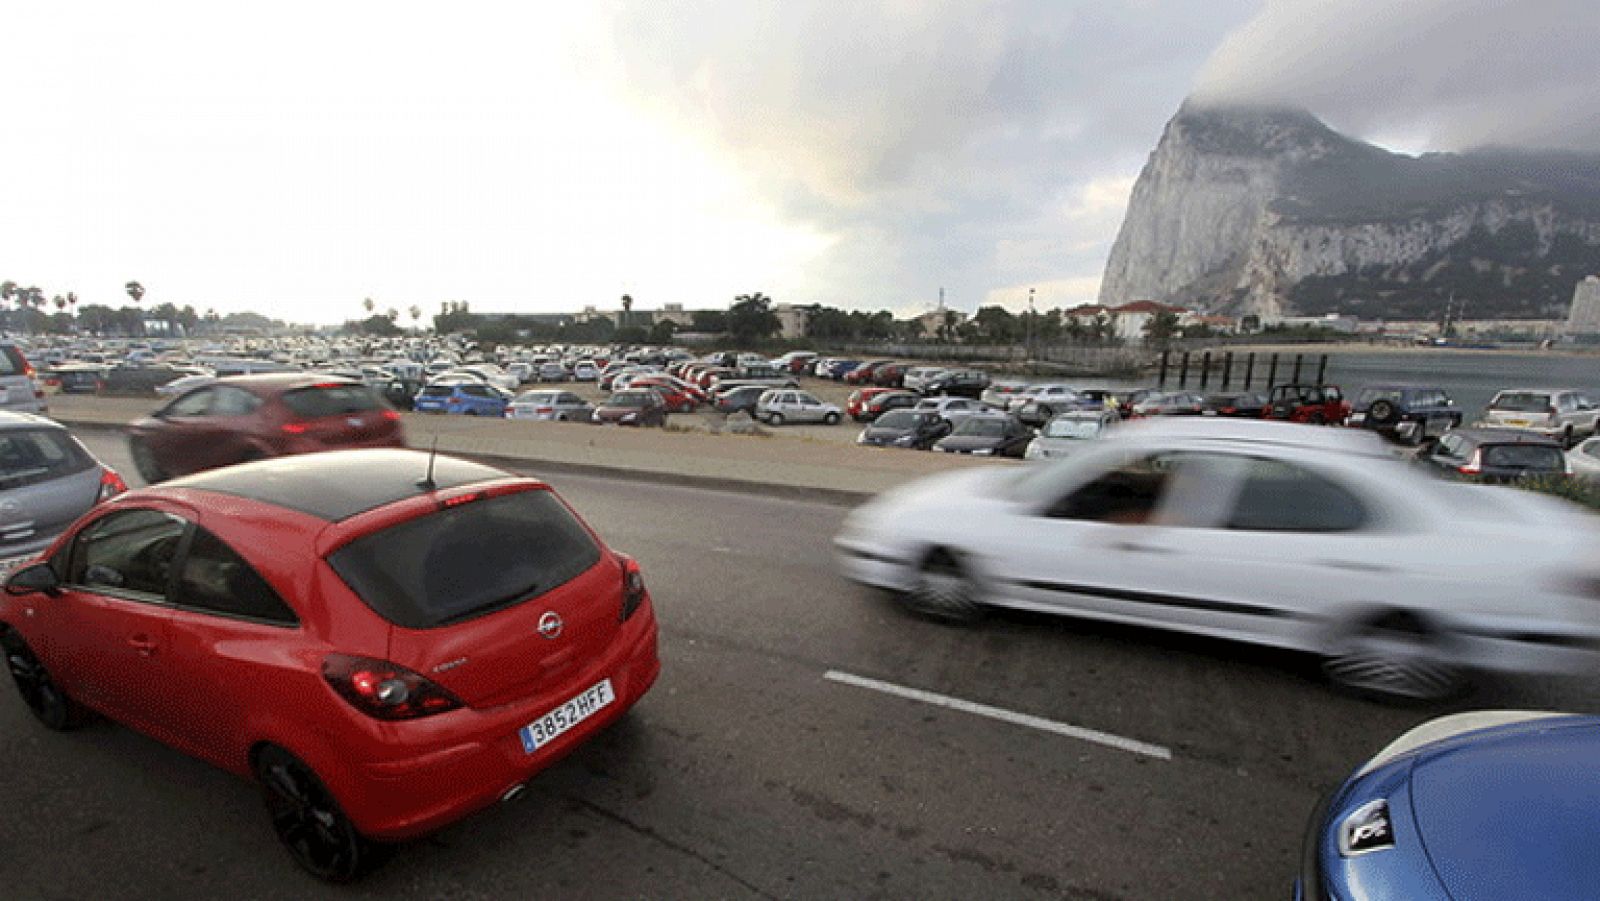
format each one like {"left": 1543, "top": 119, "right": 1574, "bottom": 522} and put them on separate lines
{"left": 127, "top": 636, "right": 159, "bottom": 658}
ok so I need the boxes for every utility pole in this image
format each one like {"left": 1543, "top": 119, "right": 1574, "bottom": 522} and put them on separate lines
{"left": 1025, "top": 287, "right": 1036, "bottom": 361}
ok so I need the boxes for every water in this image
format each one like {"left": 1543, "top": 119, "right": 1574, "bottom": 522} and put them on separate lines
{"left": 1078, "top": 349, "right": 1600, "bottom": 419}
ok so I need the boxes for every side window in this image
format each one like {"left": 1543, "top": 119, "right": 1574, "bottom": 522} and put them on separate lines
{"left": 165, "top": 388, "right": 215, "bottom": 417}
{"left": 1046, "top": 454, "right": 1176, "bottom": 524}
{"left": 174, "top": 528, "right": 298, "bottom": 625}
{"left": 211, "top": 386, "right": 261, "bottom": 417}
{"left": 559, "top": 393, "right": 581, "bottom": 405}
{"left": 69, "top": 509, "right": 188, "bottom": 599}
{"left": 464, "top": 385, "right": 489, "bottom": 398}
{"left": 1324, "top": 386, "right": 1341, "bottom": 402}
{"left": 1435, "top": 434, "right": 1463, "bottom": 458}
{"left": 1226, "top": 459, "right": 1368, "bottom": 532}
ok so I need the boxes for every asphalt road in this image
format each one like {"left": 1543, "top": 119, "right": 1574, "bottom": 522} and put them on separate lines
{"left": 4, "top": 433, "right": 1599, "bottom": 899}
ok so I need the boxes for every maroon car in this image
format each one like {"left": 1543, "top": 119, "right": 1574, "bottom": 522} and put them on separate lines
{"left": 592, "top": 389, "right": 668, "bottom": 426}
{"left": 127, "top": 375, "right": 404, "bottom": 483}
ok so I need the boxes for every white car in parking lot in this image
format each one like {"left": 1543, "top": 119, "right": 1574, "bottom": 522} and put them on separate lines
{"left": 835, "top": 418, "right": 1600, "bottom": 700}
{"left": 756, "top": 389, "right": 842, "bottom": 425}
{"left": 913, "top": 396, "right": 994, "bottom": 428}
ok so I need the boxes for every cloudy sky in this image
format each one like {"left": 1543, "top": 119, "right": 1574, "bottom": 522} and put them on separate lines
{"left": 3, "top": 1, "right": 1595, "bottom": 325}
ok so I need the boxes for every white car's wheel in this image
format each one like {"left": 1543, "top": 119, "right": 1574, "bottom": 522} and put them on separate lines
{"left": 1323, "top": 614, "right": 1465, "bottom": 702}
{"left": 903, "top": 549, "right": 983, "bottom": 623}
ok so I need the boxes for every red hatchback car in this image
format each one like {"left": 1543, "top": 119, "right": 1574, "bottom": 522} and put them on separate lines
{"left": 0, "top": 449, "right": 660, "bottom": 881}
{"left": 127, "top": 374, "right": 404, "bottom": 483}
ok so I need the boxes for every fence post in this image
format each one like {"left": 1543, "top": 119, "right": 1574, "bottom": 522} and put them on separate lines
{"left": 1316, "top": 354, "right": 1328, "bottom": 384}
{"left": 1243, "top": 352, "right": 1254, "bottom": 389}
{"left": 1178, "top": 352, "right": 1190, "bottom": 388}
{"left": 1199, "top": 351, "right": 1211, "bottom": 390}
{"left": 1158, "top": 350, "right": 1169, "bottom": 389}
{"left": 1291, "top": 354, "right": 1303, "bottom": 384}
{"left": 1221, "top": 351, "right": 1233, "bottom": 390}
{"left": 1267, "top": 353, "right": 1279, "bottom": 389}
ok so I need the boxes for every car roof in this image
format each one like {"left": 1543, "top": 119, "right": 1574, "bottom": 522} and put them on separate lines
{"left": 0, "top": 411, "right": 66, "bottom": 432}
{"left": 1112, "top": 417, "right": 1390, "bottom": 457}
{"left": 1448, "top": 427, "right": 1563, "bottom": 446}
{"left": 163, "top": 449, "right": 510, "bottom": 521}
{"left": 217, "top": 373, "right": 361, "bottom": 394}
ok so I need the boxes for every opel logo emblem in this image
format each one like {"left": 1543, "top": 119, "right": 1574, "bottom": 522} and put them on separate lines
{"left": 537, "top": 611, "right": 563, "bottom": 639}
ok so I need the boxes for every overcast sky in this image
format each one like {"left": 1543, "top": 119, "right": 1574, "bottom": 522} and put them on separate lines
{"left": 3, "top": 1, "right": 1596, "bottom": 326}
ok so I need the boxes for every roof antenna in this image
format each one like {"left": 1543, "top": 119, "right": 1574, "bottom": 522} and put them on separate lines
{"left": 417, "top": 437, "right": 439, "bottom": 491}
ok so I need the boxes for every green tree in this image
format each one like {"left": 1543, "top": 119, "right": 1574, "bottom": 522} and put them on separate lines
{"left": 125, "top": 281, "right": 145, "bottom": 304}
{"left": 727, "top": 292, "right": 781, "bottom": 343}
{"left": 1143, "top": 310, "right": 1180, "bottom": 349}
{"left": 691, "top": 309, "right": 728, "bottom": 333}
{"left": 648, "top": 319, "right": 679, "bottom": 344}
{"left": 971, "top": 305, "right": 1017, "bottom": 344}
{"left": 804, "top": 305, "right": 854, "bottom": 342}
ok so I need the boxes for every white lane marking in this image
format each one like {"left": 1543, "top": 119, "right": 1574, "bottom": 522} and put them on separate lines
{"left": 823, "top": 670, "right": 1172, "bottom": 761}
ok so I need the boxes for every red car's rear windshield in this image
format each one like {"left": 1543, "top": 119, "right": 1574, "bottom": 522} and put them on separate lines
{"left": 327, "top": 490, "right": 601, "bottom": 629}
{"left": 282, "top": 384, "right": 385, "bottom": 418}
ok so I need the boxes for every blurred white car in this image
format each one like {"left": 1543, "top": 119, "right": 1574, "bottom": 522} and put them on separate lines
{"left": 1568, "top": 436, "right": 1600, "bottom": 481}
{"left": 506, "top": 389, "right": 593, "bottom": 421}
{"left": 835, "top": 418, "right": 1600, "bottom": 700}
{"left": 913, "top": 396, "right": 993, "bottom": 428}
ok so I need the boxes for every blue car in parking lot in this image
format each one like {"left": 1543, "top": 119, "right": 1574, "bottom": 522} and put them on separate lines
{"left": 1298, "top": 711, "right": 1600, "bottom": 900}
{"left": 413, "top": 381, "right": 510, "bottom": 416}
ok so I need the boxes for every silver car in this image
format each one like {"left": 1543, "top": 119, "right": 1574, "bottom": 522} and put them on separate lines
{"left": 1479, "top": 389, "right": 1599, "bottom": 447}
{"left": 1025, "top": 410, "right": 1119, "bottom": 460}
{"left": 756, "top": 389, "right": 842, "bottom": 425}
{"left": 507, "top": 389, "right": 593, "bottom": 422}
{"left": 1569, "top": 436, "right": 1600, "bottom": 482}
{"left": 0, "top": 413, "right": 125, "bottom": 576}
{"left": 1, "top": 343, "right": 46, "bottom": 415}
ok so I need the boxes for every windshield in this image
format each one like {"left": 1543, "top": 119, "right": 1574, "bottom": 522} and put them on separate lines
{"left": 1482, "top": 444, "right": 1564, "bottom": 469}
{"left": 328, "top": 490, "right": 601, "bottom": 629}
{"left": 0, "top": 428, "right": 94, "bottom": 487}
{"left": 1490, "top": 392, "right": 1551, "bottom": 413}
{"left": 608, "top": 393, "right": 651, "bottom": 407}
{"left": 875, "top": 410, "right": 917, "bottom": 429}
{"left": 1043, "top": 418, "right": 1102, "bottom": 439}
{"left": 282, "top": 385, "right": 384, "bottom": 418}
{"left": 954, "top": 418, "right": 1006, "bottom": 436}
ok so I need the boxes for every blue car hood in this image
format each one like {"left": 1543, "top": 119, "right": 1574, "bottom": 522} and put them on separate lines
{"left": 1409, "top": 718, "right": 1600, "bottom": 901}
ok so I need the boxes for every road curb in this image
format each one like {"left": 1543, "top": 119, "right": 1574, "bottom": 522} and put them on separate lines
{"left": 59, "top": 419, "right": 875, "bottom": 508}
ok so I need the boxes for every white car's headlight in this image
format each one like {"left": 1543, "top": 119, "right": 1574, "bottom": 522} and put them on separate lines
{"left": 893, "top": 435, "right": 914, "bottom": 446}
{"left": 972, "top": 448, "right": 993, "bottom": 456}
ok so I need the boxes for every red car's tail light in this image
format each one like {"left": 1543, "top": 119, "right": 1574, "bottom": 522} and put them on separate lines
{"left": 97, "top": 467, "right": 128, "bottom": 502}
{"left": 381, "top": 409, "right": 402, "bottom": 422}
{"left": 618, "top": 554, "right": 646, "bottom": 622}
{"left": 1459, "top": 451, "right": 1482, "bottom": 475}
{"left": 282, "top": 421, "right": 310, "bottom": 434}
{"left": 322, "top": 654, "right": 463, "bottom": 720}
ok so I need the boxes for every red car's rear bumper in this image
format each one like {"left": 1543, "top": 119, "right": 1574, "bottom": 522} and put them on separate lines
{"left": 321, "top": 603, "right": 661, "bottom": 841}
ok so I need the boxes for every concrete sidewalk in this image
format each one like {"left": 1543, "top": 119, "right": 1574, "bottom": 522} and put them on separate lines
{"left": 46, "top": 395, "right": 1011, "bottom": 504}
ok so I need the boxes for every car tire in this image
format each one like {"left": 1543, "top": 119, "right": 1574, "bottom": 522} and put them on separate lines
{"left": 824, "top": 412, "right": 840, "bottom": 425}
{"left": 1322, "top": 612, "right": 1465, "bottom": 703}
{"left": 1308, "top": 412, "right": 1326, "bottom": 426}
{"left": 129, "top": 437, "right": 168, "bottom": 484}
{"left": 1368, "top": 400, "right": 1398, "bottom": 426}
{"left": 1564, "top": 426, "right": 1575, "bottom": 449}
{"left": 2, "top": 630, "right": 86, "bottom": 731}
{"left": 902, "top": 549, "right": 984, "bottom": 623}
{"left": 256, "top": 745, "right": 390, "bottom": 883}
{"left": 768, "top": 412, "right": 784, "bottom": 426}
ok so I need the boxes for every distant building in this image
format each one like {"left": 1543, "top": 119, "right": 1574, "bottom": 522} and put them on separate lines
{"left": 1566, "top": 276, "right": 1600, "bottom": 335}
{"left": 909, "top": 306, "right": 967, "bottom": 339}
{"left": 1108, "top": 301, "right": 1188, "bottom": 343}
{"left": 772, "top": 303, "right": 809, "bottom": 340}
{"left": 1267, "top": 314, "right": 1358, "bottom": 334}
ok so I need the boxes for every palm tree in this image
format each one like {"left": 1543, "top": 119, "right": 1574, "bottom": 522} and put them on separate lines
{"left": 65, "top": 291, "right": 78, "bottom": 308}
{"left": 363, "top": 297, "right": 375, "bottom": 315}
{"left": 0, "top": 281, "right": 16, "bottom": 309}
{"left": 408, "top": 305, "right": 422, "bottom": 330}
{"left": 125, "top": 281, "right": 144, "bottom": 303}
{"left": 385, "top": 308, "right": 398, "bottom": 323}
{"left": 52, "top": 295, "right": 66, "bottom": 311}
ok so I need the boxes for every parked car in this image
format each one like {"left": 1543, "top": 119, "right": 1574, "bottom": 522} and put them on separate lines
{"left": 711, "top": 365, "right": 799, "bottom": 391}
{"left": 536, "top": 362, "right": 569, "bottom": 382}
{"left": 770, "top": 350, "right": 818, "bottom": 374}
{"left": 1070, "top": 389, "right": 1121, "bottom": 412}
{"left": 1200, "top": 391, "right": 1268, "bottom": 418}
{"left": 1115, "top": 388, "right": 1161, "bottom": 420}
{"left": 1479, "top": 389, "right": 1599, "bottom": 447}
{"left": 844, "top": 360, "right": 896, "bottom": 386}
{"left": 870, "top": 363, "right": 909, "bottom": 388}
{"left": 0, "top": 449, "right": 659, "bottom": 881}
{"left": 1129, "top": 391, "right": 1206, "bottom": 418}
{"left": 919, "top": 369, "right": 991, "bottom": 399}
{"left": 1299, "top": 711, "right": 1600, "bottom": 901}
{"left": 1011, "top": 384, "right": 1083, "bottom": 425}
{"left": 627, "top": 377, "right": 700, "bottom": 413}
{"left": 592, "top": 389, "right": 668, "bottom": 426}
{"left": 154, "top": 372, "right": 218, "bottom": 397}
{"left": 901, "top": 366, "right": 948, "bottom": 392}
{"left": 0, "top": 412, "right": 126, "bottom": 577}
{"left": 913, "top": 396, "right": 993, "bottom": 428}
{"left": 413, "top": 381, "right": 512, "bottom": 417}
{"left": 713, "top": 384, "right": 770, "bottom": 418}
{"left": 1424, "top": 428, "right": 1569, "bottom": 483}
{"left": 127, "top": 375, "right": 405, "bottom": 484}
{"left": 856, "top": 409, "right": 952, "bottom": 450}
{"left": 847, "top": 387, "right": 900, "bottom": 421}
{"left": 755, "top": 389, "right": 841, "bottom": 425}
{"left": 931, "top": 413, "right": 1033, "bottom": 457}
{"left": 46, "top": 363, "right": 110, "bottom": 395}
{"left": 834, "top": 417, "right": 1600, "bottom": 700}
{"left": 980, "top": 380, "right": 1031, "bottom": 408}
{"left": 1347, "top": 385, "right": 1462, "bottom": 444}
{"left": 858, "top": 390, "right": 920, "bottom": 422}
{"left": 506, "top": 390, "right": 593, "bottom": 422}
{"left": 1263, "top": 383, "right": 1351, "bottom": 425}
{"left": 1024, "top": 410, "right": 1118, "bottom": 461}
{"left": 570, "top": 360, "right": 601, "bottom": 381}
{"left": 1568, "top": 435, "right": 1600, "bottom": 482}
{"left": 820, "top": 359, "right": 864, "bottom": 380}
{"left": 1, "top": 343, "right": 47, "bottom": 414}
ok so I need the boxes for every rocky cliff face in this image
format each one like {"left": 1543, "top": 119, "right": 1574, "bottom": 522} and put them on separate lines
{"left": 1099, "top": 100, "right": 1600, "bottom": 320}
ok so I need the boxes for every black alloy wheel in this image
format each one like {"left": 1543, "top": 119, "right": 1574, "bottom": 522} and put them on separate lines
{"left": 1367, "top": 400, "right": 1398, "bottom": 426}
{"left": 2, "top": 631, "right": 82, "bottom": 731}
{"left": 903, "top": 549, "right": 983, "bottom": 622}
{"left": 1323, "top": 614, "right": 1465, "bottom": 703}
{"left": 257, "top": 746, "right": 386, "bottom": 882}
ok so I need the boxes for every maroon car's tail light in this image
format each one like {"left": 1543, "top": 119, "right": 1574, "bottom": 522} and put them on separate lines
{"left": 282, "top": 421, "right": 310, "bottom": 434}
{"left": 322, "top": 654, "right": 463, "bottom": 720}
{"left": 382, "top": 409, "right": 402, "bottom": 422}
{"left": 618, "top": 554, "right": 646, "bottom": 622}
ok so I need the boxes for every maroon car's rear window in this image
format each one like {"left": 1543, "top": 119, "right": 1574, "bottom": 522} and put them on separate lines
{"left": 327, "top": 490, "right": 602, "bottom": 629}
{"left": 282, "top": 384, "right": 385, "bottom": 418}
{"left": 0, "top": 345, "right": 27, "bottom": 376}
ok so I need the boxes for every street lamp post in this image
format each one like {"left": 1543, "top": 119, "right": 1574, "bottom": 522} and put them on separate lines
{"left": 1025, "top": 288, "right": 1036, "bottom": 364}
